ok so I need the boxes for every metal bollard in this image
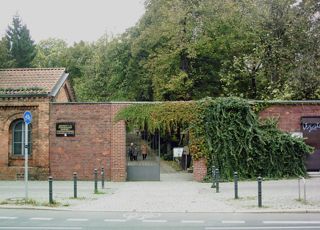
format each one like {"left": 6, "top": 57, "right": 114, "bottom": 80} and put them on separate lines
{"left": 234, "top": 171, "right": 239, "bottom": 199}
{"left": 94, "top": 169, "right": 98, "bottom": 193}
{"left": 258, "top": 176, "right": 262, "bottom": 207}
{"left": 298, "top": 177, "right": 301, "bottom": 200}
{"left": 298, "top": 176, "right": 307, "bottom": 202}
{"left": 101, "top": 167, "right": 105, "bottom": 189}
{"left": 48, "top": 176, "right": 53, "bottom": 204}
{"left": 73, "top": 172, "right": 77, "bottom": 198}
{"left": 215, "top": 168, "right": 220, "bottom": 193}
{"left": 304, "top": 178, "right": 306, "bottom": 202}
{"left": 211, "top": 166, "right": 216, "bottom": 188}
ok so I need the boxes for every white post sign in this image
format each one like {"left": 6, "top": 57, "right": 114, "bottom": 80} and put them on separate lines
{"left": 23, "top": 111, "right": 32, "bottom": 200}
{"left": 173, "top": 147, "right": 184, "bottom": 158}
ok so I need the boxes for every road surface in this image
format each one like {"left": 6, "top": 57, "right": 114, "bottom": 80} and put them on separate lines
{"left": 0, "top": 208, "right": 320, "bottom": 229}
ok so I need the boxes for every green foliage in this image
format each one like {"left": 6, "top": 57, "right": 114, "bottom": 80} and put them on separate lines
{"left": 203, "top": 97, "right": 313, "bottom": 179}
{"left": 0, "top": 37, "right": 14, "bottom": 68}
{"left": 3, "top": 1, "right": 317, "bottom": 101}
{"left": 0, "top": 87, "right": 45, "bottom": 94}
{"left": 6, "top": 14, "right": 37, "bottom": 67}
{"left": 32, "top": 38, "right": 68, "bottom": 68}
{"left": 116, "top": 97, "right": 313, "bottom": 180}
{"left": 115, "top": 101, "right": 198, "bottom": 134}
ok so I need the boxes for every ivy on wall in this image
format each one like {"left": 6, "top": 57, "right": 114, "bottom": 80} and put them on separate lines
{"left": 115, "top": 97, "right": 313, "bottom": 180}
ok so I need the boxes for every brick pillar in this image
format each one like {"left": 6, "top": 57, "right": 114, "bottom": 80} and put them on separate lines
{"left": 193, "top": 158, "right": 207, "bottom": 182}
{"left": 110, "top": 104, "right": 128, "bottom": 181}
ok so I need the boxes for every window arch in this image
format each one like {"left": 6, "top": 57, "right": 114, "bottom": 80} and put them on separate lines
{"left": 11, "top": 119, "right": 32, "bottom": 156}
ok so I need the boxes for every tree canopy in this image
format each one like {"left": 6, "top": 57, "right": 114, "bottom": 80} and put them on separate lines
{"left": 5, "top": 14, "right": 37, "bottom": 68}
{"left": 0, "top": 1, "right": 319, "bottom": 101}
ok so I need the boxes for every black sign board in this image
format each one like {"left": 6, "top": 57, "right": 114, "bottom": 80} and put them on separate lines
{"left": 56, "top": 122, "right": 75, "bottom": 137}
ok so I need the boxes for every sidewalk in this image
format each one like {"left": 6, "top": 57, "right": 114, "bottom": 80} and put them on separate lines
{"left": 0, "top": 174, "right": 319, "bottom": 213}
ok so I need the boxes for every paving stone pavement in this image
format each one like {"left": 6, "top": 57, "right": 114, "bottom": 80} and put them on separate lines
{"left": 0, "top": 174, "right": 319, "bottom": 213}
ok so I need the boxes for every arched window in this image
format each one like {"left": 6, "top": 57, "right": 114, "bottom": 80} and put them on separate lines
{"left": 12, "top": 119, "right": 32, "bottom": 156}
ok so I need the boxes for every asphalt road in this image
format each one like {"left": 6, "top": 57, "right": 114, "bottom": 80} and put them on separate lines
{"left": 1, "top": 209, "right": 320, "bottom": 230}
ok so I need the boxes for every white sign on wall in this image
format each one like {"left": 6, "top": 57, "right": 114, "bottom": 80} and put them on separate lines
{"left": 291, "top": 132, "right": 303, "bottom": 138}
{"left": 173, "top": 147, "right": 184, "bottom": 157}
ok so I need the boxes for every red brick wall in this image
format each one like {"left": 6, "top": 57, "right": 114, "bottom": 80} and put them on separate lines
{"left": 49, "top": 103, "right": 129, "bottom": 181}
{"left": 55, "top": 84, "right": 70, "bottom": 102}
{"left": 110, "top": 103, "right": 129, "bottom": 181}
{"left": 0, "top": 97, "right": 50, "bottom": 180}
{"left": 259, "top": 104, "right": 320, "bottom": 132}
{"left": 193, "top": 158, "right": 207, "bottom": 182}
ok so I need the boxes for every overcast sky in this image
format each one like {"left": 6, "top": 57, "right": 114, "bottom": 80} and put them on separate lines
{"left": 0, "top": 0, "right": 146, "bottom": 45}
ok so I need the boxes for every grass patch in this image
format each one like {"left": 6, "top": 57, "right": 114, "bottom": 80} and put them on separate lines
{"left": 0, "top": 198, "right": 67, "bottom": 207}
{"left": 295, "top": 198, "right": 309, "bottom": 205}
{"left": 68, "top": 196, "right": 87, "bottom": 200}
{"left": 94, "top": 191, "right": 106, "bottom": 195}
{"left": 0, "top": 198, "right": 39, "bottom": 206}
{"left": 42, "top": 200, "right": 61, "bottom": 207}
{"left": 164, "top": 160, "right": 183, "bottom": 171}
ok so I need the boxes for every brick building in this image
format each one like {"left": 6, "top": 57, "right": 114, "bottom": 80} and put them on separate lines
{"left": 0, "top": 68, "right": 128, "bottom": 181}
{"left": 1, "top": 68, "right": 320, "bottom": 181}
{"left": 0, "top": 68, "right": 75, "bottom": 180}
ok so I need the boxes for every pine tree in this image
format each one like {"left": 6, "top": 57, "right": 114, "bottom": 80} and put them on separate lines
{"left": 6, "top": 14, "right": 37, "bottom": 68}
{"left": 0, "top": 36, "right": 14, "bottom": 68}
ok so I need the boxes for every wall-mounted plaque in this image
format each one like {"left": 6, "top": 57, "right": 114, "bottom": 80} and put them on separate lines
{"left": 56, "top": 122, "right": 75, "bottom": 137}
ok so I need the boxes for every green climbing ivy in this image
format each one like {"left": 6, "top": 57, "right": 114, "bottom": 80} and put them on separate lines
{"left": 203, "top": 97, "right": 312, "bottom": 180}
{"left": 115, "top": 97, "right": 313, "bottom": 180}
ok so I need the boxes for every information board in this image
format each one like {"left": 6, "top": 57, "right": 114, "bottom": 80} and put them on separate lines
{"left": 56, "top": 122, "right": 75, "bottom": 137}
{"left": 173, "top": 147, "right": 184, "bottom": 157}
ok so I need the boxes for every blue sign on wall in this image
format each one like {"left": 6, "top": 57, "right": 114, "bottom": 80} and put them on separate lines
{"left": 23, "top": 111, "right": 32, "bottom": 125}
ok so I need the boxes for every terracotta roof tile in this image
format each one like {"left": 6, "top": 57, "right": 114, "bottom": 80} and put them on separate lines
{"left": 0, "top": 68, "right": 66, "bottom": 96}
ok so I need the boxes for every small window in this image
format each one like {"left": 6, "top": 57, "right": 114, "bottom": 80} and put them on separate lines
{"left": 12, "top": 119, "right": 32, "bottom": 156}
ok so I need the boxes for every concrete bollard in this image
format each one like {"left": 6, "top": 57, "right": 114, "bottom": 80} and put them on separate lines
{"left": 48, "top": 176, "right": 53, "bottom": 204}
{"left": 234, "top": 171, "right": 239, "bottom": 199}
{"left": 94, "top": 169, "right": 98, "bottom": 193}
{"left": 73, "top": 172, "right": 77, "bottom": 198}
{"left": 215, "top": 168, "right": 220, "bottom": 193}
{"left": 298, "top": 176, "right": 307, "bottom": 202}
{"left": 211, "top": 166, "right": 216, "bottom": 188}
{"left": 101, "top": 167, "right": 105, "bottom": 189}
{"left": 258, "top": 176, "right": 262, "bottom": 207}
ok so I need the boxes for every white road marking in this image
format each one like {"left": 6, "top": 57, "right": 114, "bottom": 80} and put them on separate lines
{"left": 181, "top": 220, "right": 205, "bottom": 224}
{"left": 142, "top": 219, "right": 167, "bottom": 223}
{"left": 30, "top": 217, "right": 53, "bottom": 221}
{"left": 205, "top": 226, "right": 320, "bottom": 230}
{"left": 264, "top": 221, "right": 320, "bottom": 224}
{"left": 0, "top": 216, "right": 17, "bottom": 220}
{"left": 66, "top": 218, "right": 88, "bottom": 222}
{"left": 123, "top": 212, "right": 161, "bottom": 220}
{"left": 222, "top": 220, "right": 245, "bottom": 224}
{"left": 104, "top": 219, "right": 127, "bottom": 222}
{"left": 0, "top": 227, "right": 82, "bottom": 230}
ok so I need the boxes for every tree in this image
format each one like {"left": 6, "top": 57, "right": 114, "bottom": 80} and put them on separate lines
{"left": 0, "top": 36, "right": 14, "bottom": 68}
{"left": 32, "top": 38, "right": 68, "bottom": 68}
{"left": 6, "top": 14, "right": 37, "bottom": 67}
{"left": 284, "top": 0, "right": 320, "bottom": 99}
{"left": 22, "top": 0, "right": 320, "bottom": 101}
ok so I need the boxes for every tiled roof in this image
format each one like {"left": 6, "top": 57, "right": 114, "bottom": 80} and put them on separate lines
{"left": 0, "top": 68, "right": 67, "bottom": 97}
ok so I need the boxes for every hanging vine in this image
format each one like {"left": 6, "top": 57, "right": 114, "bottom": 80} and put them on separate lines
{"left": 115, "top": 97, "right": 313, "bottom": 180}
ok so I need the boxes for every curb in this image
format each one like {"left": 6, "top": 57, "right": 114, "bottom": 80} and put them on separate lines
{"left": 1, "top": 205, "right": 320, "bottom": 213}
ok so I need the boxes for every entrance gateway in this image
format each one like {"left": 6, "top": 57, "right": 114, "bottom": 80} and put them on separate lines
{"left": 126, "top": 132, "right": 160, "bottom": 181}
